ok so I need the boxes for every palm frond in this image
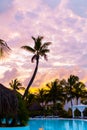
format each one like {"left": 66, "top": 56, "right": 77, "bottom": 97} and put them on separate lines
{"left": 46, "top": 83, "right": 51, "bottom": 89}
{"left": 0, "top": 39, "right": 6, "bottom": 46}
{"left": 40, "top": 49, "right": 50, "bottom": 54}
{"left": 41, "top": 42, "right": 51, "bottom": 49}
{"left": 31, "top": 55, "right": 37, "bottom": 62}
{"left": 43, "top": 54, "right": 48, "bottom": 60}
{"left": 0, "top": 39, "right": 11, "bottom": 58}
{"left": 32, "top": 36, "right": 36, "bottom": 42}
{"left": 0, "top": 48, "right": 3, "bottom": 58}
{"left": 0, "top": 39, "right": 10, "bottom": 49}
{"left": 34, "top": 42, "right": 41, "bottom": 50}
{"left": 40, "top": 49, "right": 50, "bottom": 60}
{"left": 38, "top": 36, "right": 44, "bottom": 40}
{"left": 21, "top": 46, "right": 35, "bottom": 53}
{"left": 9, "top": 78, "right": 22, "bottom": 90}
{"left": 34, "top": 36, "right": 43, "bottom": 50}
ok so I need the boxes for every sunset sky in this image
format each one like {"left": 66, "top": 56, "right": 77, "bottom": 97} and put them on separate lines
{"left": 0, "top": 0, "right": 87, "bottom": 91}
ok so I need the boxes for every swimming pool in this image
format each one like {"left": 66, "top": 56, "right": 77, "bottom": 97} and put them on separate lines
{"left": 29, "top": 118, "right": 87, "bottom": 130}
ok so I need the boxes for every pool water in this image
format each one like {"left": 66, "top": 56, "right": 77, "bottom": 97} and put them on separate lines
{"left": 29, "top": 118, "right": 87, "bottom": 130}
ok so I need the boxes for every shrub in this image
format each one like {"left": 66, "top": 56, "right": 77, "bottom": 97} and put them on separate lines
{"left": 16, "top": 93, "right": 29, "bottom": 126}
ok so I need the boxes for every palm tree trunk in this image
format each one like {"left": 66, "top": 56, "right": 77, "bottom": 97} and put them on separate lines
{"left": 71, "top": 99, "right": 73, "bottom": 107}
{"left": 76, "top": 97, "right": 79, "bottom": 105}
{"left": 22, "top": 56, "right": 39, "bottom": 100}
{"left": 70, "top": 86, "right": 73, "bottom": 108}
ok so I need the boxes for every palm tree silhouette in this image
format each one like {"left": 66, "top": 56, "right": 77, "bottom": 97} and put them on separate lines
{"left": 73, "top": 81, "right": 86, "bottom": 105}
{"left": 0, "top": 39, "right": 10, "bottom": 58}
{"left": 67, "top": 75, "right": 79, "bottom": 107}
{"left": 37, "top": 88, "right": 46, "bottom": 107}
{"left": 21, "top": 36, "right": 51, "bottom": 99}
{"left": 9, "top": 78, "right": 22, "bottom": 91}
{"left": 46, "top": 79, "right": 65, "bottom": 109}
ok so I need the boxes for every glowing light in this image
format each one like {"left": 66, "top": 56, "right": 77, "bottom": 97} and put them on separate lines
{"left": 53, "top": 62, "right": 75, "bottom": 67}
{"left": 9, "top": 32, "right": 21, "bottom": 40}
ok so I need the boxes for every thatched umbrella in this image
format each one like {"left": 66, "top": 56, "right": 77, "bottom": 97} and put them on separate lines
{"left": 0, "top": 83, "right": 18, "bottom": 126}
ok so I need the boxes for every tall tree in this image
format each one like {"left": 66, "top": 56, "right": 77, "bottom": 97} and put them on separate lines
{"left": 73, "top": 82, "right": 86, "bottom": 105}
{"left": 21, "top": 36, "right": 51, "bottom": 99}
{"left": 25, "top": 92, "right": 36, "bottom": 109}
{"left": 9, "top": 78, "right": 22, "bottom": 91}
{"left": 37, "top": 88, "right": 46, "bottom": 107}
{"left": 46, "top": 79, "right": 65, "bottom": 109}
{"left": 67, "top": 75, "right": 79, "bottom": 107}
{"left": 0, "top": 39, "right": 10, "bottom": 58}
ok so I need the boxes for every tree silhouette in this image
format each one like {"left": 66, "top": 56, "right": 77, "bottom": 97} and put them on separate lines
{"left": 0, "top": 39, "right": 10, "bottom": 58}
{"left": 21, "top": 36, "right": 51, "bottom": 99}
{"left": 9, "top": 79, "right": 22, "bottom": 91}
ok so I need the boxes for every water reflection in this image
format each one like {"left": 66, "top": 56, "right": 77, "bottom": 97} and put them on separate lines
{"left": 29, "top": 118, "right": 87, "bottom": 130}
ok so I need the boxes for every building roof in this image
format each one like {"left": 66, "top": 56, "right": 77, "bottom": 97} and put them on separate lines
{"left": 0, "top": 83, "right": 18, "bottom": 116}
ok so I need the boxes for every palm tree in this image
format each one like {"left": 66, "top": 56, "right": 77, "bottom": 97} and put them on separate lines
{"left": 25, "top": 91, "right": 36, "bottom": 109}
{"left": 9, "top": 78, "right": 22, "bottom": 91}
{"left": 46, "top": 79, "right": 65, "bottom": 111}
{"left": 37, "top": 88, "right": 47, "bottom": 107}
{"left": 26, "top": 92, "right": 35, "bottom": 104}
{"left": 21, "top": 36, "right": 51, "bottom": 99}
{"left": 73, "top": 82, "right": 86, "bottom": 105}
{"left": 66, "top": 75, "right": 79, "bottom": 107}
{"left": 60, "top": 79, "right": 69, "bottom": 103}
{"left": 0, "top": 39, "right": 10, "bottom": 58}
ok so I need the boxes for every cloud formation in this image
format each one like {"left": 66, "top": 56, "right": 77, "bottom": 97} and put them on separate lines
{"left": 0, "top": 0, "right": 87, "bottom": 89}
{"left": 0, "top": 0, "right": 13, "bottom": 13}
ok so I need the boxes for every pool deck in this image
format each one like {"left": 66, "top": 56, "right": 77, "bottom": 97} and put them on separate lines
{"left": 30, "top": 117, "right": 87, "bottom": 122}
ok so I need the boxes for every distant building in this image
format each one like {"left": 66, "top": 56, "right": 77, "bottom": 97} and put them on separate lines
{"left": 64, "top": 98, "right": 81, "bottom": 111}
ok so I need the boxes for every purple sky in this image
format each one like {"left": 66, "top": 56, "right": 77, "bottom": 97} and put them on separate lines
{"left": 0, "top": 0, "right": 87, "bottom": 90}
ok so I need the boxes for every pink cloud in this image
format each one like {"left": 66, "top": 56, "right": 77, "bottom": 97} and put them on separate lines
{"left": 0, "top": 68, "right": 18, "bottom": 86}
{"left": 0, "top": 0, "right": 87, "bottom": 89}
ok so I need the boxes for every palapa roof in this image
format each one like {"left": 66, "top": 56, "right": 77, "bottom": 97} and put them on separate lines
{"left": 0, "top": 83, "right": 18, "bottom": 116}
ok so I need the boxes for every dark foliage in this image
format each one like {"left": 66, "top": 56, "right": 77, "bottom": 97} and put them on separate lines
{"left": 16, "top": 93, "right": 29, "bottom": 126}
{"left": 0, "top": 83, "right": 18, "bottom": 126}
